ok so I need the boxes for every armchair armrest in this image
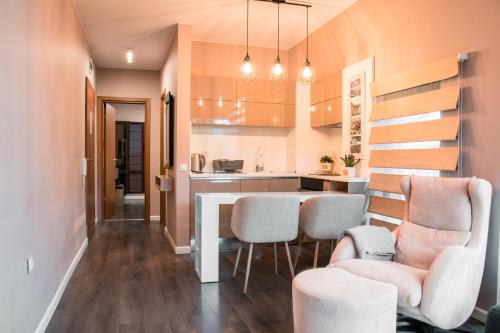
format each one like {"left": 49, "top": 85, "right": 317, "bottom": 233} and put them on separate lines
{"left": 421, "top": 245, "right": 483, "bottom": 329}
{"left": 329, "top": 236, "right": 358, "bottom": 264}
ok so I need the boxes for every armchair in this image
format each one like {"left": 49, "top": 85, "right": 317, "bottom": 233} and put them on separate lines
{"left": 329, "top": 175, "right": 492, "bottom": 329}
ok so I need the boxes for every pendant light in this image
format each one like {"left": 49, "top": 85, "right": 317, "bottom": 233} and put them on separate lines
{"left": 300, "top": 6, "right": 315, "bottom": 84}
{"left": 240, "top": 0, "right": 256, "bottom": 81}
{"left": 270, "top": 2, "right": 285, "bottom": 81}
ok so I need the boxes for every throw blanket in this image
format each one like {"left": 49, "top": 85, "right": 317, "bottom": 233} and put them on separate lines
{"left": 342, "top": 225, "right": 396, "bottom": 261}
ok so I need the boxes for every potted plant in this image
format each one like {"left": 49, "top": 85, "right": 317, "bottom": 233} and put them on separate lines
{"left": 319, "top": 155, "right": 334, "bottom": 173}
{"left": 341, "top": 154, "right": 361, "bottom": 177}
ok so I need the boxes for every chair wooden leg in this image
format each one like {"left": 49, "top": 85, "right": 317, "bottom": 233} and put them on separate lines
{"left": 243, "top": 243, "right": 254, "bottom": 294}
{"left": 293, "top": 233, "right": 304, "bottom": 270}
{"left": 273, "top": 243, "right": 278, "bottom": 275}
{"left": 313, "top": 241, "right": 320, "bottom": 269}
{"left": 233, "top": 243, "right": 242, "bottom": 277}
{"left": 285, "top": 242, "right": 294, "bottom": 279}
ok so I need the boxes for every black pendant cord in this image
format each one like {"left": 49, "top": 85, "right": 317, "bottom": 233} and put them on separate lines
{"left": 306, "top": 6, "right": 309, "bottom": 60}
{"left": 246, "top": 0, "right": 249, "bottom": 55}
{"left": 277, "top": 2, "right": 280, "bottom": 59}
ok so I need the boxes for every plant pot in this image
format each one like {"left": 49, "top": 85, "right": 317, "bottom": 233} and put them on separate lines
{"left": 342, "top": 167, "right": 356, "bottom": 177}
{"left": 320, "top": 163, "right": 333, "bottom": 173}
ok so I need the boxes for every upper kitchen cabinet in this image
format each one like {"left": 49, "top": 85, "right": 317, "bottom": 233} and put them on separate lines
{"left": 237, "top": 102, "right": 294, "bottom": 128}
{"left": 191, "top": 75, "right": 236, "bottom": 101}
{"left": 237, "top": 79, "right": 288, "bottom": 104}
{"left": 191, "top": 99, "right": 238, "bottom": 125}
{"left": 311, "top": 71, "right": 342, "bottom": 104}
{"left": 310, "top": 97, "right": 342, "bottom": 128}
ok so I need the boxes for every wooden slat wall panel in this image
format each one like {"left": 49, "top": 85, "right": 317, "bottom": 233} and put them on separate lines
{"left": 368, "top": 173, "right": 405, "bottom": 194}
{"left": 371, "top": 57, "right": 458, "bottom": 97}
{"left": 370, "top": 218, "right": 399, "bottom": 231}
{"left": 369, "top": 116, "right": 459, "bottom": 144}
{"left": 370, "top": 85, "right": 459, "bottom": 121}
{"left": 369, "top": 147, "right": 459, "bottom": 171}
{"left": 368, "top": 196, "right": 406, "bottom": 220}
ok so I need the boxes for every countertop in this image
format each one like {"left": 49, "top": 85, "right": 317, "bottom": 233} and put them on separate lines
{"left": 190, "top": 172, "right": 369, "bottom": 182}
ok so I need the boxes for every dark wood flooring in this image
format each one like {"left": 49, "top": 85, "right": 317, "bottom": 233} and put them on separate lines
{"left": 46, "top": 220, "right": 484, "bottom": 333}
{"left": 108, "top": 199, "right": 144, "bottom": 220}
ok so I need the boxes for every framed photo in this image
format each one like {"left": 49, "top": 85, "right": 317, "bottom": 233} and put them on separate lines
{"left": 162, "top": 91, "right": 174, "bottom": 170}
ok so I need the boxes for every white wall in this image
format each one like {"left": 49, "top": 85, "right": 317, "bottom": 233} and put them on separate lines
{"left": 111, "top": 103, "right": 145, "bottom": 123}
{"left": 191, "top": 126, "right": 292, "bottom": 173}
{"left": 0, "top": 0, "right": 94, "bottom": 331}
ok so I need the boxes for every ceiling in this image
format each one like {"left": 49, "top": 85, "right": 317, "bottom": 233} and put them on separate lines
{"left": 75, "top": 0, "right": 357, "bottom": 70}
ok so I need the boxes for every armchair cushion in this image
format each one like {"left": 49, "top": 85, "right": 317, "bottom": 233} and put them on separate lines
{"left": 329, "top": 259, "right": 427, "bottom": 307}
{"left": 394, "top": 221, "right": 471, "bottom": 270}
{"left": 409, "top": 176, "right": 472, "bottom": 231}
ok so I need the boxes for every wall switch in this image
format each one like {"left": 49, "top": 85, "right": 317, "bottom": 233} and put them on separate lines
{"left": 27, "top": 256, "right": 34, "bottom": 275}
{"left": 178, "top": 163, "right": 188, "bottom": 172}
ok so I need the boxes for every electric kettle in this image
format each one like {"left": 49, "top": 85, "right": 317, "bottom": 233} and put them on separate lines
{"left": 191, "top": 153, "right": 206, "bottom": 173}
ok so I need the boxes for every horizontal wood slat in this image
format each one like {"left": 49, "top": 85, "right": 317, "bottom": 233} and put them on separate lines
{"left": 371, "top": 57, "right": 458, "bottom": 97}
{"left": 368, "top": 196, "right": 405, "bottom": 220}
{"left": 368, "top": 173, "right": 405, "bottom": 194}
{"left": 369, "top": 147, "right": 459, "bottom": 171}
{"left": 370, "top": 85, "right": 459, "bottom": 121}
{"left": 369, "top": 218, "right": 399, "bottom": 231}
{"left": 369, "top": 116, "right": 459, "bottom": 144}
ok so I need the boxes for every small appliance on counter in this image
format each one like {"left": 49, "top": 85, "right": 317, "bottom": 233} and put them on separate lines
{"left": 191, "top": 153, "right": 206, "bottom": 173}
{"left": 212, "top": 159, "right": 244, "bottom": 173}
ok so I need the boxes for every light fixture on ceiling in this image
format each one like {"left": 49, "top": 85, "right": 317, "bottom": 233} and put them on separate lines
{"left": 270, "top": 1, "right": 285, "bottom": 81}
{"left": 125, "top": 50, "right": 134, "bottom": 63}
{"left": 240, "top": 0, "right": 256, "bottom": 81}
{"left": 299, "top": 6, "right": 316, "bottom": 84}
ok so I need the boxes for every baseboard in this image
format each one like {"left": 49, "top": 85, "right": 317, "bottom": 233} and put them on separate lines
{"left": 124, "top": 193, "right": 144, "bottom": 200}
{"left": 34, "top": 237, "right": 88, "bottom": 333}
{"left": 150, "top": 215, "right": 160, "bottom": 221}
{"left": 163, "top": 227, "right": 191, "bottom": 254}
{"left": 472, "top": 306, "right": 488, "bottom": 323}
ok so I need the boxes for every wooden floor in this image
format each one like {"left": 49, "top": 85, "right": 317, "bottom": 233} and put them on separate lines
{"left": 47, "top": 219, "right": 484, "bottom": 333}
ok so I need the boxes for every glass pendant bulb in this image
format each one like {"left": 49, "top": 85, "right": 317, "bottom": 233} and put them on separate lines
{"left": 270, "top": 55, "right": 285, "bottom": 81}
{"left": 300, "top": 58, "right": 316, "bottom": 84}
{"left": 240, "top": 53, "right": 256, "bottom": 81}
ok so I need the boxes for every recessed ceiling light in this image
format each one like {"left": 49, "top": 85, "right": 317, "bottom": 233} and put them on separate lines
{"left": 125, "top": 50, "right": 134, "bottom": 63}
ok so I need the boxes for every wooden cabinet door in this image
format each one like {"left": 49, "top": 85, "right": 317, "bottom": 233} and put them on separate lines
{"left": 237, "top": 79, "right": 287, "bottom": 104}
{"left": 269, "top": 178, "right": 299, "bottom": 192}
{"left": 238, "top": 102, "right": 285, "bottom": 127}
{"left": 311, "top": 97, "right": 342, "bottom": 128}
{"left": 191, "top": 75, "right": 236, "bottom": 101}
{"left": 191, "top": 99, "right": 238, "bottom": 125}
{"left": 283, "top": 104, "right": 295, "bottom": 128}
{"left": 241, "top": 179, "right": 270, "bottom": 192}
{"left": 311, "top": 72, "right": 342, "bottom": 104}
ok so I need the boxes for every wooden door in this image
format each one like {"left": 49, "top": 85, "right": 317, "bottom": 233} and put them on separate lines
{"left": 126, "top": 123, "right": 144, "bottom": 193}
{"left": 85, "top": 78, "right": 96, "bottom": 239}
{"left": 104, "top": 104, "right": 116, "bottom": 219}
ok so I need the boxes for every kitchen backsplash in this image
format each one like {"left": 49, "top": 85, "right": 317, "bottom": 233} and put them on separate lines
{"left": 191, "top": 125, "right": 292, "bottom": 173}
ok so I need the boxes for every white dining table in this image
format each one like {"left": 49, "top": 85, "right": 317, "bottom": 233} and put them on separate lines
{"left": 194, "top": 191, "right": 341, "bottom": 283}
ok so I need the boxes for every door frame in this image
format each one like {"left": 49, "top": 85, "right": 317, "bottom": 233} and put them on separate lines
{"left": 96, "top": 96, "right": 151, "bottom": 222}
{"left": 85, "top": 77, "right": 96, "bottom": 239}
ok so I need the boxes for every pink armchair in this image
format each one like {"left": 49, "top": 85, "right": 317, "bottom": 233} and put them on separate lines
{"left": 329, "top": 175, "right": 492, "bottom": 329}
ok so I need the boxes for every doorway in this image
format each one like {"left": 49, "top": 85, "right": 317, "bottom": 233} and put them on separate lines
{"left": 96, "top": 97, "right": 151, "bottom": 222}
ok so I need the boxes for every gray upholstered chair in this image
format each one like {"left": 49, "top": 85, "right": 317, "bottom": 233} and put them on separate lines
{"left": 329, "top": 175, "right": 492, "bottom": 330}
{"left": 294, "top": 194, "right": 367, "bottom": 269}
{"left": 231, "top": 195, "right": 300, "bottom": 294}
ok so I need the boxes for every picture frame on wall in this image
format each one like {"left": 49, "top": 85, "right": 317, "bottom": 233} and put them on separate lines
{"left": 162, "top": 91, "right": 175, "bottom": 170}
